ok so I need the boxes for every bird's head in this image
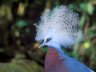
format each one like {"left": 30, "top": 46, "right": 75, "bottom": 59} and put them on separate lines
{"left": 36, "top": 34, "right": 61, "bottom": 49}
{"left": 35, "top": 5, "right": 84, "bottom": 49}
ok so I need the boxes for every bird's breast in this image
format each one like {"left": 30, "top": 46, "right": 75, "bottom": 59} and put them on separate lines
{"left": 45, "top": 48, "right": 68, "bottom": 72}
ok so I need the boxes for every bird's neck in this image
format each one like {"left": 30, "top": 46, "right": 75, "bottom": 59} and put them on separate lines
{"left": 45, "top": 48, "right": 68, "bottom": 72}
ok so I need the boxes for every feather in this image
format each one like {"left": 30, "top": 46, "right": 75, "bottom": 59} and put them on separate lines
{"left": 35, "top": 5, "right": 83, "bottom": 48}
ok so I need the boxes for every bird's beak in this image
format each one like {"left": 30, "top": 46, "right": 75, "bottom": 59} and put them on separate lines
{"left": 39, "top": 43, "right": 45, "bottom": 48}
{"left": 39, "top": 39, "right": 46, "bottom": 48}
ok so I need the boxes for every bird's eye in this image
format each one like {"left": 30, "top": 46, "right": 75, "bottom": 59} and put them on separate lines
{"left": 46, "top": 38, "right": 52, "bottom": 43}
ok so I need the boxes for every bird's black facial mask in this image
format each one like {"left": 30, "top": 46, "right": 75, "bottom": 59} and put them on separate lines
{"left": 39, "top": 38, "right": 52, "bottom": 48}
{"left": 39, "top": 39, "right": 44, "bottom": 45}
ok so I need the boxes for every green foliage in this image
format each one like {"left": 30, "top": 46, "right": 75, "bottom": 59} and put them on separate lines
{"left": 0, "top": 53, "right": 44, "bottom": 72}
{"left": 0, "top": 0, "right": 96, "bottom": 71}
{"left": 16, "top": 20, "right": 28, "bottom": 28}
{"left": 88, "top": 26, "right": 96, "bottom": 39}
{"left": 80, "top": 3, "right": 94, "bottom": 15}
{"left": 0, "top": 61, "right": 44, "bottom": 72}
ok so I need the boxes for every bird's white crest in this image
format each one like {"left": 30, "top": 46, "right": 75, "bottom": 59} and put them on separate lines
{"left": 35, "top": 5, "right": 84, "bottom": 48}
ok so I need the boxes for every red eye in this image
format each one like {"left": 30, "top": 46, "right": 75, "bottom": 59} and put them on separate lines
{"left": 46, "top": 38, "right": 52, "bottom": 43}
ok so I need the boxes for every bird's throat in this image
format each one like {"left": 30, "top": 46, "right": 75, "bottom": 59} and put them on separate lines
{"left": 45, "top": 48, "right": 60, "bottom": 67}
{"left": 45, "top": 48, "right": 68, "bottom": 72}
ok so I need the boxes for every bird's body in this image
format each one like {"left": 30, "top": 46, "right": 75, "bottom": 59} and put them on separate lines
{"left": 35, "top": 5, "right": 94, "bottom": 72}
{"left": 45, "top": 48, "right": 93, "bottom": 72}
{"left": 45, "top": 48, "right": 68, "bottom": 72}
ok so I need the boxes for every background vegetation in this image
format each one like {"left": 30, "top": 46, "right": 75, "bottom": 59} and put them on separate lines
{"left": 0, "top": 0, "right": 96, "bottom": 72}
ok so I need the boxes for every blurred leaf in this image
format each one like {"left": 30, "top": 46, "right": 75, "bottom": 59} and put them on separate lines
{"left": 83, "top": 41, "right": 90, "bottom": 49}
{"left": 80, "top": 3, "right": 94, "bottom": 15}
{"left": 0, "top": 48, "right": 5, "bottom": 52}
{"left": 68, "top": 4, "right": 77, "bottom": 10}
{"left": 88, "top": 26, "right": 96, "bottom": 38}
{"left": 80, "top": 3, "right": 87, "bottom": 12}
{"left": 17, "top": 3, "right": 25, "bottom": 16}
{"left": 79, "top": 15, "right": 86, "bottom": 28}
{"left": 87, "top": 3, "right": 94, "bottom": 15}
{"left": 16, "top": 20, "right": 27, "bottom": 28}
{"left": 15, "top": 30, "right": 20, "bottom": 37}
{"left": 0, "top": 60, "right": 44, "bottom": 72}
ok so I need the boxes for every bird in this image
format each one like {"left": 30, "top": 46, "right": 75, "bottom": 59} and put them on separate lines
{"left": 35, "top": 5, "right": 94, "bottom": 72}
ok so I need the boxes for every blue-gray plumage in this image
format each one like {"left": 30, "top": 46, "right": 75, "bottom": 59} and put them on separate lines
{"left": 35, "top": 5, "right": 94, "bottom": 72}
